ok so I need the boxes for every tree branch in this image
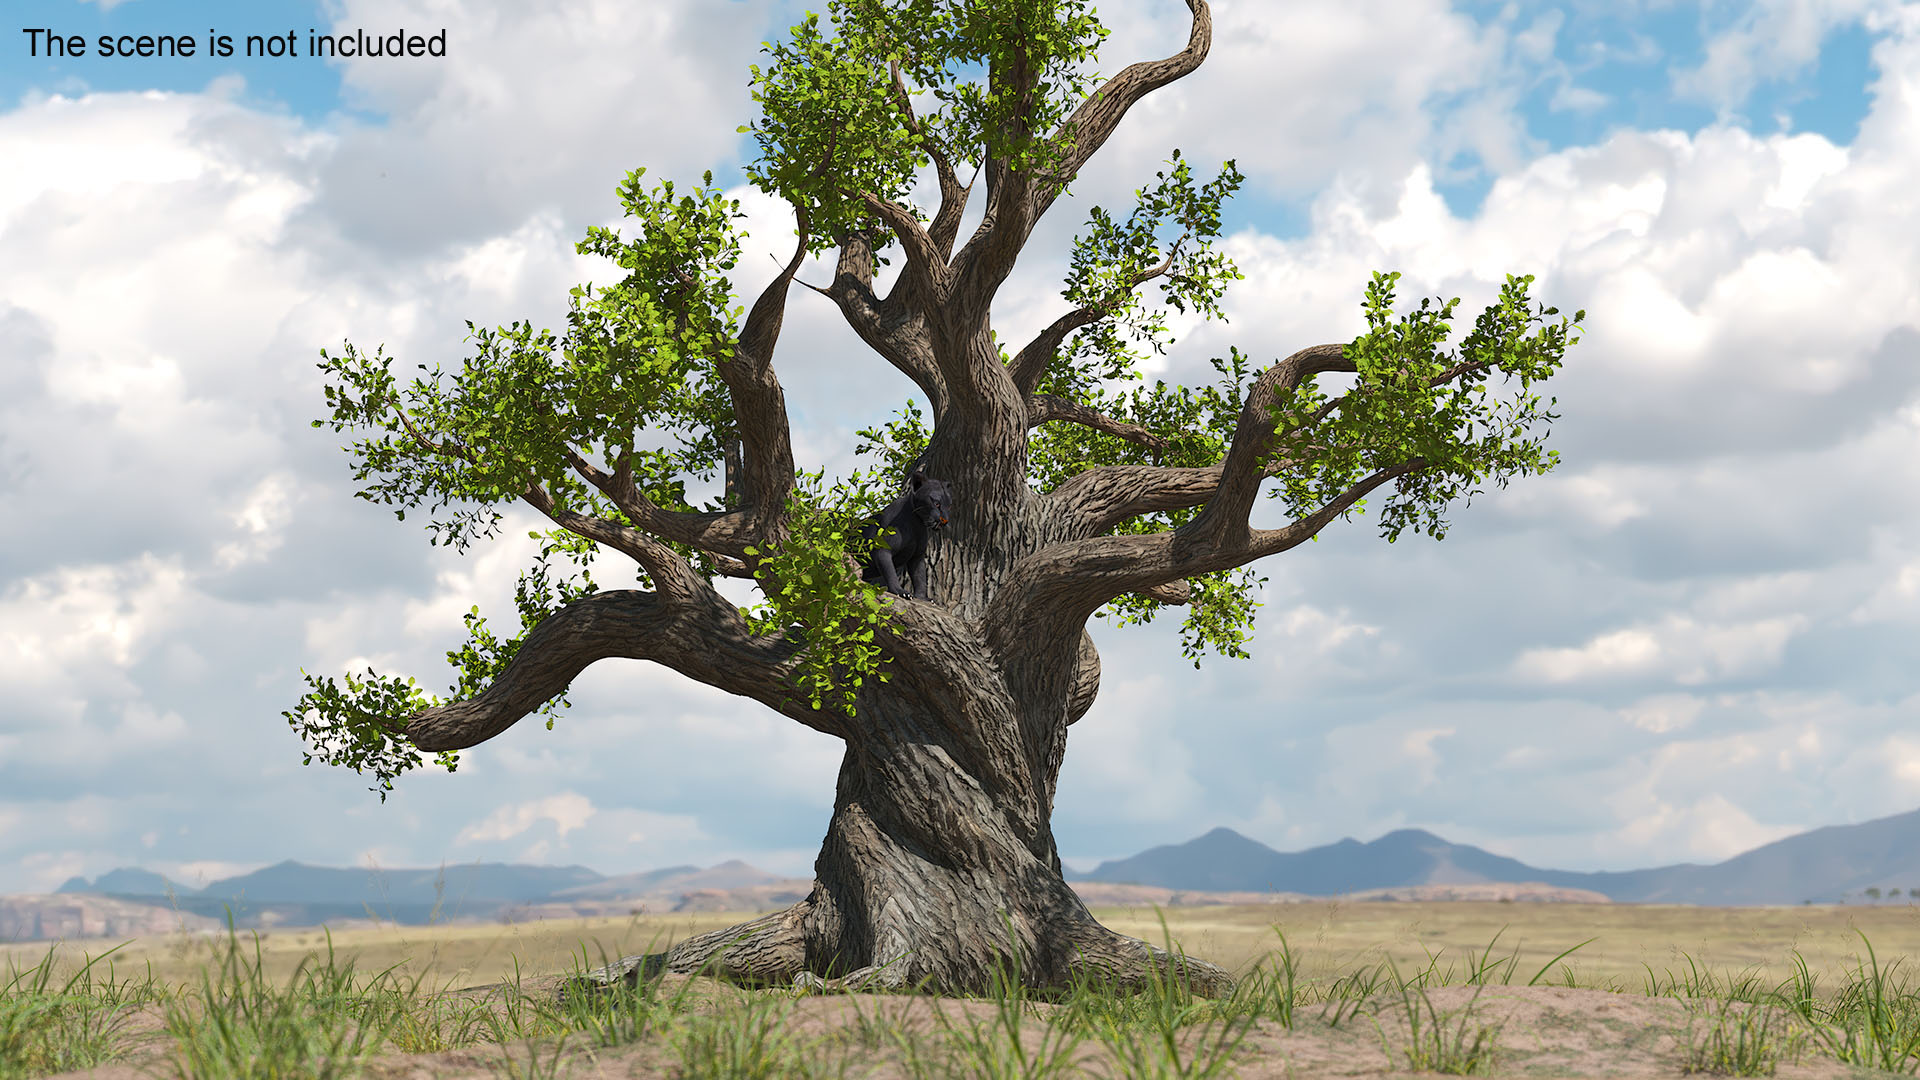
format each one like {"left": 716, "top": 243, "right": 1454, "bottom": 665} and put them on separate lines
{"left": 405, "top": 589, "right": 845, "bottom": 751}
{"left": 1007, "top": 243, "right": 1179, "bottom": 395}
{"left": 1009, "top": 307, "right": 1102, "bottom": 394}
{"left": 814, "top": 229, "right": 944, "bottom": 398}
{"left": 1043, "top": 341, "right": 1506, "bottom": 539}
{"left": 887, "top": 59, "right": 973, "bottom": 263}
{"left": 1182, "top": 343, "right": 1353, "bottom": 548}
{"left": 1047, "top": 464, "right": 1224, "bottom": 537}
{"left": 1030, "top": 0, "right": 1212, "bottom": 226}
{"left": 714, "top": 210, "right": 811, "bottom": 531}
{"left": 1026, "top": 394, "right": 1170, "bottom": 455}
{"left": 518, "top": 478, "right": 704, "bottom": 605}
{"left": 950, "top": 0, "right": 1212, "bottom": 320}
{"left": 987, "top": 460, "right": 1414, "bottom": 662}
{"left": 853, "top": 190, "right": 948, "bottom": 300}
{"left": 553, "top": 439, "right": 764, "bottom": 561}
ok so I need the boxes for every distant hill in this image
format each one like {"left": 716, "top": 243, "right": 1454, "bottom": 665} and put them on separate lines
{"left": 1, "top": 893, "right": 223, "bottom": 941}
{"left": 1078, "top": 807, "right": 1920, "bottom": 905}
{"left": 57, "top": 868, "right": 199, "bottom": 897}
{"left": 43, "top": 802, "right": 1920, "bottom": 944}
{"left": 194, "top": 860, "right": 603, "bottom": 908}
{"left": 1075, "top": 827, "right": 1581, "bottom": 894}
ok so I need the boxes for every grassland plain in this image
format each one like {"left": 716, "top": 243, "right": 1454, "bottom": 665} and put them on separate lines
{"left": 8, "top": 900, "right": 1920, "bottom": 1078}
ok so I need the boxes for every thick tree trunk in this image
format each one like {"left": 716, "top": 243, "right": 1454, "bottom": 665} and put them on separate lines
{"left": 571, "top": 677, "right": 1232, "bottom": 999}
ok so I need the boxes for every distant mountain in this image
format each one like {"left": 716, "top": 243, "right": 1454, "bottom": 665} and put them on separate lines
{"left": 1076, "top": 827, "right": 1565, "bottom": 895}
{"left": 34, "top": 858, "right": 808, "bottom": 941}
{"left": 195, "top": 860, "right": 604, "bottom": 908}
{"left": 49, "top": 802, "right": 1920, "bottom": 937}
{"left": 2, "top": 893, "right": 223, "bottom": 941}
{"left": 56, "top": 868, "right": 199, "bottom": 897}
{"left": 1081, "top": 808, "right": 1920, "bottom": 905}
{"left": 550, "top": 860, "right": 784, "bottom": 901}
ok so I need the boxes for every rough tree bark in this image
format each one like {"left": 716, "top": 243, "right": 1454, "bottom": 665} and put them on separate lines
{"left": 390, "top": 0, "right": 1430, "bottom": 999}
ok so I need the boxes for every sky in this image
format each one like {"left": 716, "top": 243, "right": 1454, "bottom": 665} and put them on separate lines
{"left": 1, "top": 0, "right": 1917, "bottom": 896}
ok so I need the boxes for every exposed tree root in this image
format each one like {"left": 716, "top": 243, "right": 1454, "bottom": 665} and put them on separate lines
{"left": 562, "top": 897, "right": 1235, "bottom": 1002}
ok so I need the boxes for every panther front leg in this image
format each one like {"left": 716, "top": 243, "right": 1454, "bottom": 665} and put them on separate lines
{"left": 908, "top": 553, "right": 929, "bottom": 600}
{"left": 871, "top": 547, "right": 909, "bottom": 598}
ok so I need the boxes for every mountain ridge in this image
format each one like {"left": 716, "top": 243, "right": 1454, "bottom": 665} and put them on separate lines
{"left": 1076, "top": 806, "right": 1920, "bottom": 905}
{"left": 51, "top": 805, "right": 1920, "bottom": 919}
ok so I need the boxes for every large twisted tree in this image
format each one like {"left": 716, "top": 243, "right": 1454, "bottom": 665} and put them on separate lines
{"left": 289, "top": 0, "right": 1582, "bottom": 996}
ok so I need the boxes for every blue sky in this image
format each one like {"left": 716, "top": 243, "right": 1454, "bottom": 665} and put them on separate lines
{"left": 3, "top": 0, "right": 1919, "bottom": 895}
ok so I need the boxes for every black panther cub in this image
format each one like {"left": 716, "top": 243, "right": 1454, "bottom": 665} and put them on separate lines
{"left": 858, "top": 467, "right": 953, "bottom": 600}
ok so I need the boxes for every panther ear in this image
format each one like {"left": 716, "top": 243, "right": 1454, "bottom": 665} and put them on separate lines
{"left": 910, "top": 466, "right": 927, "bottom": 488}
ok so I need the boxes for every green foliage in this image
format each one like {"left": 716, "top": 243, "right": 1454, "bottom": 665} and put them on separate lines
{"left": 284, "top": 529, "right": 603, "bottom": 798}
{"left": 1375, "top": 980, "right": 1504, "bottom": 1076}
{"left": 310, "top": 169, "right": 746, "bottom": 554}
{"left": 1051, "top": 153, "right": 1246, "bottom": 397}
{"left": 1, "top": 945, "right": 155, "bottom": 1079}
{"left": 1683, "top": 1000, "right": 1804, "bottom": 1076}
{"left": 1032, "top": 348, "right": 1266, "bottom": 664}
{"left": 1022, "top": 150, "right": 1260, "bottom": 665}
{"left": 295, "top": 169, "right": 757, "bottom": 796}
{"left": 445, "top": 530, "right": 604, "bottom": 730}
{"left": 744, "top": 0, "right": 1110, "bottom": 253}
{"left": 163, "top": 925, "right": 402, "bottom": 1080}
{"left": 852, "top": 398, "right": 933, "bottom": 499}
{"left": 741, "top": 471, "right": 897, "bottom": 716}
{"left": 282, "top": 669, "right": 449, "bottom": 801}
{"left": 1266, "top": 270, "right": 1583, "bottom": 543}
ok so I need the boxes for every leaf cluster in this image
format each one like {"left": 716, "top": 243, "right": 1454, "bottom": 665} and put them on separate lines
{"left": 311, "top": 171, "right": 747, "bottom": 554}
{"left": 743, "top": 0, "right": 1111, "bottom": 252}
{"left": 1050, "top": 153, "right": 1246, "bottom": 397}
{"left": 282, "top": 669, "right": 447, "bottom": 801}
{"left": 740, "top": 472, "right": 897, "bottom": 716}
{"left": 1264, "top": 271, "right": 1583, "bottom": 542}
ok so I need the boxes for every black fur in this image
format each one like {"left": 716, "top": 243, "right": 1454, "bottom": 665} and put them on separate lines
{"left": 859, "top": 468, "right": 953, "bottom": 600}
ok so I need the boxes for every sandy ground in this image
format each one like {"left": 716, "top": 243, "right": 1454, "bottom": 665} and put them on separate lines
{"left": 31, "top": 980, "right": 1859, "bottom": 1079}
{"left": 17, "top": 901, "right": 1917, "bottom": 1078}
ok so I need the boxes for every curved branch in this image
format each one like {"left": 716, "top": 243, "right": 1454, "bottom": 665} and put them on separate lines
{"left": 815, "top": 230, "right": 943, "bottom": 397}
{"left": 987, "top": 460, "right": 1416, "bottom": 659}
{"left": 518, "top": 480, "right": 703, "bottom": 604}
{"left": 1182, "top": 342, "right": 1353, "bottom": 547}
{"left": 404, "top": 589, "right": 844, "bottom": 751}
{"left": 380, "top": 399, "right": 731, "bottom": 596}
{"left": 1009, "top": 307, "right": 1102, "bottom": 394}
{"left": 699, "top": 212, "right": 810, "bottom": 543}
{"left": 1047, "top": 464, "right": 1223, "bottom": 537}
{"left": 1044, "top": 343, "right": 1352, "bottom": 537}
{"left": 553, "top": 448, "right": 769, "bottom": 562}
{"left": 1034, "top": 0, "right": 1211, "bottom": 222}
{"left": 1009, "top": 244, "right": 1181, "bottom": 395}
{"left": 885, "top": 58, "right": 972, "bottom": 264}
{"left": 853, "top": 190, "right": 948, "bottom": 300}
{"left": 1026, "top": 394, "right": 1170, "bottom": 454}
{"left": 950, "top": 0, "right": 1212, "bottom": 316}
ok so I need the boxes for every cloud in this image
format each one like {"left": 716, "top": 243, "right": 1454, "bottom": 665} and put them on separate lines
{"left": 1672, "top": 0, "right": 1897, "bottom": 112}
{"left": 1606, "top": 792, "right": 1805, "bottom": 864}
{"left": 1619, "top": 694, "right": 1707, "bottom": 735}
{"left": 1513, "top": 613, "right": 1807, "bottom": 685}
{"left": 456, "top": 792, "right": 597, "bottom": 845}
